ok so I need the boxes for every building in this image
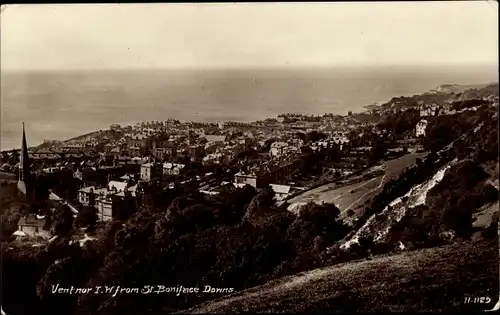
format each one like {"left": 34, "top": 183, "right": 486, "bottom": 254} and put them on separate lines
{"left": 203, "top": 134, "right": 226, "bottom": 144}
{"left": 234, "top": 172, "right": 258, "bottom": 188}
{"left": 140, "top": 163, "right": 163, "bottom": 182}
{"left": 269, "top": 142, "right": 288, "bottom": 157}
{"left": 129, "top": 146, "right": 141, "bottom": 157}
{"left": 420, "top": 104, "right": 439, "bottom": 117}
{"left": 188, "top": 145, "right": 205, "bottom": 161}
{"left": 78, "top": 183, "right": 134, "bottom": 222}
{"left": 110, "top": 124, "right": 121, "bottom": 131}
{"left": 203, "top": 153, "right": 223, "bottom": 165}
{"left": 332, "top": 135, "right": 350, "bottom": 145}
{"left": 17, "top": 123, "right": 34, "bottom": 200}
{"left": 234, "top": 156, "right": 305, "bottom": 188}
{"left": 263, "top": 157, "right": 305, "bottom": 185}
{"left": 128, "top": 134, "right": 148, "bottom": 148}
{"left": 152, "top": 141, "right": 177, "bottom": 160}
{"left": 16, "top": 214, "right": 51, "bottom": 239}
{"left": 416, "top": 119, "right": 428, "bottom": 138}
{"left": 163, "top": 162, "right": 185, "bottom": 176}
{"left": 78, "top": 186, "right": 99, "bottom": 206}
{"left": 95, "top": 193, "right": 113, "bottom": 221}
{"left": 152, "top": 141, "right": 177, "bottom": 161}
{"left": 108, "top": 180, "right": 128, "bottom": 192}
{"left": 269, "top": 184, "right": 291, "bottom": 201}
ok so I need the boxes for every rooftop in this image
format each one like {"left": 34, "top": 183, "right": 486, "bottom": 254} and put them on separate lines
{"left": 18, "top": 214, "right": 48, "bottom": 228}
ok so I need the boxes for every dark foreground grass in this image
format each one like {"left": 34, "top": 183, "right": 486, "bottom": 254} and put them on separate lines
{"left": 182, "top": 240, "right": 499, "bottom": 313}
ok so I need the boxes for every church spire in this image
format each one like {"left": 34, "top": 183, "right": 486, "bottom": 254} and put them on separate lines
{"left": 18, "top": 122, "right": 32, "bottom": 197}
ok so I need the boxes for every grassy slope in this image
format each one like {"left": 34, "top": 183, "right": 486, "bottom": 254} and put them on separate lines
{"left": 288, "top": 153, "right": 425, "bottom": 219}
{"left": 182, "top": 240, "right": 499, "bottom": 313}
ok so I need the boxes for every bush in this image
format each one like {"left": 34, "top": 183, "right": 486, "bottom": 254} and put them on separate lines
{"left": 358, "top": 236, "right": 375, "bottom": 254}
{"left": 76, "top": 206, "right": 98, "bottom": 228}
{"left": 483, "top": 221, "right": 498, "bottom": 240}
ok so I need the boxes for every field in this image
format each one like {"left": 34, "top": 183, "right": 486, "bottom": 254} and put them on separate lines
{"left": 288, "top": 153, "right": 426, "bottom": 218}
{"left": 182, "top": 240, "right": 499, "bottom": 313}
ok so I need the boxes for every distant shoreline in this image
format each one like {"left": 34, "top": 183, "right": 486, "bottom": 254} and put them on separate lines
{"left": 1, "top": 63, "right": 498, "bottom": 77}
{"left": 1, "top": 69, "right": 497, "bottom": 151}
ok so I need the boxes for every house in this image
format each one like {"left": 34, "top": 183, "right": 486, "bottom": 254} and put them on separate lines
{"left": 200, "top": 181, "right": 235, "bottom": 196}
{"left": 188, "top": 145, "right": 205, "bottom": 161}
{"left": 234, "top": 172, "right": 258, "bottom": 188}
{"left": 269, "top": 184, "right": 291, "bottom": 201}
{"left": 108, "top": 180, "right": 128, "bottom": 192}
{"left": 128, "top": 134, "right": 148, "bottom": 148}
{"left": 269, "top": 142, "right": 288, "bottom": 157}
{"left": 78, "top": 186, "right": 96, "bottom": 206}
{"left": 110, "top": 124, "right": 121, "bottom": 131}
{"left": 416, "top": 119, "right": 428, "bottom": 138}
{"left": 16, "top": 214, "right": 51, "bottom": 239}
{"left": 129, "top": 146, "right": 141, "bottom": 157}
{"left": 163, "top": 162, "right": 185, "bottom": 176}
{"left": 419, "top": 104, "right": 439, "bottom": 117}
{"left": 95, "top": 194, "right": 113, "bottom": 221}
{"left": 140, "top": 163, "right": 163, "bottom": 182}
{"left": 115, "top": 155, "right": 132, "bottom": 166}
{"left": 115, "top": 184, "right": 138, "bottom": 198}
{"left": 263, "top": 157, "right": 305, "bottom": 185}
{"left": 332, "top": 136, "right": 349, "bottom": 145}
{"left": 130, "top": 157, "right": 148, "bottom": 165}
{"left": 152, "top": 140, "right": 177, "bottom": 160}
{"left": 78, "top": 186, "right": 113, "bottom": 207}
{"left": 78, "top": 185, "right": 122, "bottom": 222}
{"left": 73, "top": 168, "right": 83, "bottom": 180}
{"left": 203, "top": 134, "right": 226, "bottom": 144}
{"left": 109, "top": 146, "right": 121, "bottom": 157}
{"left": 203, "top": 153, "right": 223, "bottom": 165}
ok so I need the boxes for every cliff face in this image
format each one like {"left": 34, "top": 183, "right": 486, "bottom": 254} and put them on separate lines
{"left": 340, "top": 105, "right": 499, "bottom": 251}
{"left": 382, "top": 83, "right": 499, "bottom": 111}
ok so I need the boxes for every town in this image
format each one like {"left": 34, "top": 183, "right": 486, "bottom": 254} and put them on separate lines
{"left": 1, "top": 84, "right": 498, "bottom": 243}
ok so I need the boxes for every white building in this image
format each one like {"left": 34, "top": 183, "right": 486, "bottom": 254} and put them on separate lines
{"left": 108, "top": 180, "right": 127, "bottom": 192}
{"left": 269, "top": 184, "right": 291, "bottom": 201}
{"left": 78, "top": 186, "right": 116, "bottom": 221}
{"left": 332, "top": 136, "right": 349, "bottom": 145}
{"left": 233, "top": 172, "right": 258, "bottom": 188}
{"left": 416, "top": 119, "right": 428, "bottom": 138}
{"left": 269, "top": 142, "right": 288, "bottom": 157}
{"left": 419, "top": 104, "right": 439, "bottom": 117}
{"left": 163, "top": 162, "right": 185, "bottom": 176}
{"left": 95, "top": 193, "right": 113, "bottom": 222}
{"left": 140, "top": 163, "right": 162, "bottom": 182}
{"left": 78, "top": 186, "right": 97, "bottom": 206}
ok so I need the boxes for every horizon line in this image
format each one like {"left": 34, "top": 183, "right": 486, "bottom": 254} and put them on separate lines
{"left": 1, "top": 63, "right": 498, "bottom": 73}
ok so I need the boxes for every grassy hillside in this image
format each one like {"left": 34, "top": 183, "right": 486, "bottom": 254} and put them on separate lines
{"left": 183, "top": 239, "right": 498, "bottom": 313}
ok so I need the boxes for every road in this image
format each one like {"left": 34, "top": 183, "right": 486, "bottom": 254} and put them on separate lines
{"left": 341, "top": 174, "right": 385, "bottom": 214}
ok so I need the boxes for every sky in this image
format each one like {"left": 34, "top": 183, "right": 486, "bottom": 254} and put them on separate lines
{"left": 0, "top": 2, "right": 498, "bottom": 71}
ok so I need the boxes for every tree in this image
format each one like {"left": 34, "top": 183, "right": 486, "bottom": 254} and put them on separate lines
{"left": 369, "top": 139, "right": 388, "bottom": 163}
{"left": 88, "top": 190, "right": 96, "bottom": 208}
{"left": 50, "top": 204, "right": 74, "bottom": 236}
{"left": 358, "top": 235, "right": 375, "bottom": 255}
{"left": 242, "top": 188, "right": 276, "bottom": 223}
{"left": 77, "top": 206, "right": 98, "bottom": 228}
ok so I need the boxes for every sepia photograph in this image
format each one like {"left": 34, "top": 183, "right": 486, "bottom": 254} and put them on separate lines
{"left": 0, "top": 2, "right": 499, "bottom": 314}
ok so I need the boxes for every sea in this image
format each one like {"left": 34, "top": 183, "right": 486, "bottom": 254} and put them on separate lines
{"left": 1, "top": 66, "right": 498, "bottom": 151}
